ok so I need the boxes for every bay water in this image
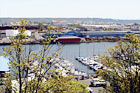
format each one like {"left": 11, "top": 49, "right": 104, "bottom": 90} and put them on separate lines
{"left": 0, "top": 42, "right": 115, "bottom": 73}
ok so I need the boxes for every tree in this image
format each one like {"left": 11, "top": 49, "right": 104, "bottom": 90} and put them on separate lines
{"left": 1, "top": 18, "right": 88, "bottom": 93}
{"left": 38, "top": 22, "right": 44, "bottom": 31}
{"left": 26, "top": 75, "right": 88, "bottom": 93}
{"left": 99, "top": 34, "right": 140, "bottom": 93}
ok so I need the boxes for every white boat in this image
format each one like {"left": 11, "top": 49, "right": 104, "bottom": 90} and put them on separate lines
{"left": 78, "top": 57, "right": 85, "bottom": 62}
{"left": 92, "top": 55, "right": 99, "bottom": 61}
{"left": 93, "top": 63, "right": 103, "bottom": 71}
{"left": 74, "top": 71, "right": 79, "bottom": 75}
{"left": 81, "top": 60, "right": 87, "bottom": 65}
{"left": 88, "top": 60, "right": 98, "bottom": 69}
{"left": 70, "top": 66, "right": 75, "bottom": 74}
{"left": 75, "top": 57, "right": 81, "bottom": 60}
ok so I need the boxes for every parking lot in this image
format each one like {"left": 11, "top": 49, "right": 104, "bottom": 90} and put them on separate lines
{"left": 79, "top": 79, "right": 104, "bottom": 93}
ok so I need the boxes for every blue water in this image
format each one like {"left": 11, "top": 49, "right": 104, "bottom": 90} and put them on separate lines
{"left": 0, "top": 42, "right": 115, "bottom": 73}
{"left": 60, "top": 42, "right": 114, "bottom": 73}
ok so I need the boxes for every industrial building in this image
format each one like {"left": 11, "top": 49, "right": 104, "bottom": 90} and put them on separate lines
{"left": 43, "top": 30, "right": 140, "bottom": 38}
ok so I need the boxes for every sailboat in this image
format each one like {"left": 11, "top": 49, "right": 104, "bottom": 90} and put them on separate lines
{"left": 75, "top": 45, "right": 83, "bottom": 61}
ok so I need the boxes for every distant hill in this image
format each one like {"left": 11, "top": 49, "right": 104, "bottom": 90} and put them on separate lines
{"left": 0, "top": 18, "right": 140, "bottom": 24}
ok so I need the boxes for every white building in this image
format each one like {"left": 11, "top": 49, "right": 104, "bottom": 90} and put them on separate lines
{"left": 6, "top": 30, "right": 32, "bottom": 37}
{"left": 25, "top": 30, "right": 31, "bottom": 37}
{"left": 6, "top": 30, "right": 19, "bottom": 37}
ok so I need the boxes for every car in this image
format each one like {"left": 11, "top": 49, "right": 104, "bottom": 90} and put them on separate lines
{"left": 90, "top": 78, "right": 106, "bottom": 87}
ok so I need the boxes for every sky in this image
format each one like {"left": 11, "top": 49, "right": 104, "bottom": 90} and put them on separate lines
{"left": 0, "top": 0, "right": 140, "bottom": 19}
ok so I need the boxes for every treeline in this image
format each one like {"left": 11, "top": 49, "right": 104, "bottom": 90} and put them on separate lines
{"left": 0, "top": 25, "right": 48, "bottom": 30}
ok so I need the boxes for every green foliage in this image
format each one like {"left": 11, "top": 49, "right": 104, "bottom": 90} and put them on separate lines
{"left": 69, "top": 24, "right": 80, "bottom": 30}
{"left": 1, "top": 19, "right": 88, "bottom": 93}
{"left": 38, "top": 22, "right": 45, "bottom": 31}
{"left": 99, "top": 34, "right": 140, "bottom": 93}
{"left": 26, "top": 75, "right": 88, "bottom": 93}
{"left": 103, "top": 27, "right": 118, "bottom": 31}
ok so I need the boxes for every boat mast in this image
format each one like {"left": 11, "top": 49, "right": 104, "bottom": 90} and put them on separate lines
{"left": 79, "top": 45, "right": 80, "bottom": 57}
{"left": 87, "top": 45, "right": 88, "bottom": 57}
{"left": 93, "top": 45, "right": 95, "bottom": 56}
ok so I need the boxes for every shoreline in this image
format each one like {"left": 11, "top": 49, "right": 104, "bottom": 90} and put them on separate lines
{"left": 0, "top": 38, "right": 126, "bottom": 46}
{"left": 0, "top": 36, "right": 130, "bottom": 46}
{"left": 0, "top": 40, "right": 117, "bottom": 46}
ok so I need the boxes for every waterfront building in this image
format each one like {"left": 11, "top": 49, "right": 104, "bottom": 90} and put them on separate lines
{"left": 6, "top": 30, "right": 19, "bottom": 37}
{"left": 56, "top": 36, "right": 81, "bottom": 43}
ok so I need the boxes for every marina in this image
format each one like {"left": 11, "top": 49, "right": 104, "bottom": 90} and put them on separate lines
{"left": 0, "top": 42, "right": 114, "bottom": 74}
{"left": 75, "top": 56, "right": 106, "bottom": 71}
{"left": 1, "top": 0, "right": 140, "bottom": 92}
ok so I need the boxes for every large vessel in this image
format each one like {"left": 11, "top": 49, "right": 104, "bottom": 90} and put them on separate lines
{"left": 56, "top": 36, "right": 81, "bottom": 43}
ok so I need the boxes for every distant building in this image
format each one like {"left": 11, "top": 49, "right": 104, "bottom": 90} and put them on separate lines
{"left": 56, "top": 36, "right": 81, "bottom": 43}
{"left": 6, "top": 30, "right": 32, "bottom": 37}
{"left": 43, "top": 31, "right": 64, "bottom": 38}
{"left": 64, "top": 30, "right": 82, "bottom": 37}
{"left": 6, "top": 30, "right": 19, "bottom": 37}
{"left": 81, "top": 31, "right": 140, "bottom": 37}
{"left": 0, "top": 31, "right": 6, "bottom": 38}
{"left": 25, "top": 30, "right": 31, "bottom": 37}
